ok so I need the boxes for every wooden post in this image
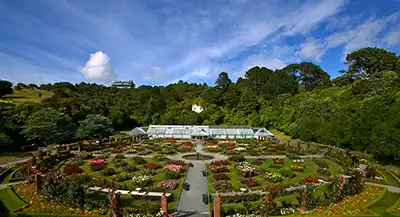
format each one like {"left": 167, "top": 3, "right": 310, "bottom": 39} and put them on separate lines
{"left": 31, "top": 156, "right": 36, "bottom": 167}
{"left": 66, "top": 144, "right": 70, "bottom": 151}
{"left": 78, "top": 142, "right": 81, "bottom": 152}
{"left": 161, "top": 195, "right": 168, "bottom": 217}
{"left": 214, "top": 195, "right": 221, "bottom": 217}
{"left": 35, "top": 174, "right": 40, "bottom": 192}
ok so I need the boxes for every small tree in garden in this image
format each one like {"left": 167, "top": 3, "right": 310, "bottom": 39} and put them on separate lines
{"left": 297, "top": 183, "right": 316, "bottom": 211}
{"left": 76, "top": 114, "right": 114, "bottom": 146}
{"left": 109, "top": 188, "right": 121, "bottom": 217}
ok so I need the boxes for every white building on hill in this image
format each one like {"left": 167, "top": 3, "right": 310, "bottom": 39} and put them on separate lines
{"left": 130, "top": 125, "right": 274, "bottom": 140}
{"left": 191, "top": 104, "right": 205, "bottom": 113}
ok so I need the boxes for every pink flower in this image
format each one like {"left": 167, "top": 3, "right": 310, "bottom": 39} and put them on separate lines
{"left": 164, "top": 164, "right": 184, "bottom": 172}
{"left": 88, "top": 158, "right": 105, "bottom": 165}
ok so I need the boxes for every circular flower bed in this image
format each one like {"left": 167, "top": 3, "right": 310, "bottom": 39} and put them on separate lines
{"left": 264, "top": 171, "right": 283, "bottom": 183}
{"left": 132, "top": 175, "right": 152, "bottom": 187}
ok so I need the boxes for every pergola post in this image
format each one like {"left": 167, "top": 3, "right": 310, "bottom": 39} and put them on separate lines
{"left": 214, "top": 195, "right": 221, "bottom": 217}
{"left": 161, "top": 195, "right": 168, "bottom": 217}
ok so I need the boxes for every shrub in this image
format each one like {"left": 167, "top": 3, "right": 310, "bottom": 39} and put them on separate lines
{"left": 153, "top": 153, "right": 166, "bottom": 161}
{"left": 63, "top": 165, "right": 84, "bottom": 175}
{"left": 113, "top": 159, "right": 128, "bottom": 167}
{"left": 264, "top": 171, "right": 283, "bottom": 183}
{"left": 304, "top": 176, "right": 318, "bottom": 184}
{"left": 236, "top": 162, "right": 256, "bottom": 177}
{"left": 213, "top": 180, "right": 232, "bottom": 192}
{"left": 291, "top": 162, "right": 305, "bottom": 172}
{"left": 80, "top": 151, "right": 93, "bottom": 159}
{"left": 317, "top": 168, "right": 331, "bottom": 177}
{"left": 167, "top": 159, "right": 186, "bottom": 165}
{"left": 102, "top": 167, "right": 116, "bottom": 176}
{"left": 225, "top": 150, "right": 238, "bottom": 155}
{"left": 210, "top": 160, "right": 229, "bottom": 166}
{"left": 164, "top": 164, "right": 184, "bottom": 179}
{"left": 115, "top": 154, "right": 125, "bottom": 159}
{"left": 66, "top": 156, "right": 83, "bottom": 166}
{"left": 210, "top": 164, "right": 229, "bottom": 173}
{"left": 132, "top": 156, "right": 147, "bottom": 164}
{"left": 123, "top": 165, "right": 137, "bottom": 172}
{"left": 138, "top": 149, "right": 153, "bottom": 155}
{"left": 91, "top": 164, "right": 106, "bottom": 172}
{"left": 156, "top": 180, "right": 178, "bottom": 191}
{"left": 144, "top": 163, "right": 162, "bottom": 170}
{"left": 242, "top": 178, "right": 258, "bottom": 187}
{"left": 269, "top": 164, "right": 283, "bottom": 169}
{"left": 229, "top": 155, "right": 245, "bottom": 162}
{"left": 272, "top": 157, "right": 284, "bottom": 165}
{"left": 132, "top": 175, "right": 152, "bottom": 187}
{"left": 213, "top": 173, "right": 230, "bottom": 181}
{"left": 279, "top": 168, "right": 295, "bottom": 178}
{"left": 313, "top": 159, "right": 329, "bottom": 168}
{"left": 111, "top": 149, "right": 123, "bottom": 153}
{"left": 160, "top": 149, "right": 175, "bottom": 155}
{"left": 88, "top": 158, "right": 105, "bottom": 165}
{"left": 111, "top": 172, "right": 132, "bottom": 182}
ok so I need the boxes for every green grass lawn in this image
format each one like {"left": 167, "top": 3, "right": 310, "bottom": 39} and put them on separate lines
{"left": 0, "top": 89, "right": 52, "bottom": 103}
{"left": 0, "top": 168, "right": 27, "bottom": 212}
{"left": 382, "top": 170, "right": 400, "bottom": 187}
{"left": 269, "top": 129, "right": 292, "bottom": 140}
{"left": 80, "top": 157, "right": 186, "bottom": 211}
{"left": 370, "top": 191, "right": 400, "bottom": 216}
{"left": 323, "top": 158, "right": 342, "bottom": 176}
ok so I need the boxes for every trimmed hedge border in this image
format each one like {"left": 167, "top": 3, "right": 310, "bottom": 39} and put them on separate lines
{"left": 388, "top": 170, "right": 400, "bottom": 186}
{"left": 386, "top": 171, "right": 400, "bottom": 216}
{"left": 0, "top": 168, "right": 13, "bottom": 184}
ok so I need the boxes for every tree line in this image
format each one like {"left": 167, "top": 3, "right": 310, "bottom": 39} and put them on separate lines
{"left": 0, "top": 47, "right": 399, "bottom": 162}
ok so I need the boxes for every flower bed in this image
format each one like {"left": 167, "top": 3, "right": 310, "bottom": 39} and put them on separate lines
{"left": 156, "top": 180, "right": 178, "bottom": 191}
{"left": 132, "top": 175, "right": 152, "bottom": 187}
{"left": 213, "top": 173, "right": 230, "bottom": 181}
{"left": 88, "top": 158, "right": 105, "bottom": 165}
{"left": 111, "top": 172, "right": 132, "bottom": 182}
{"left": 14, "top": 183, "right": 107, "bottom": 215}
{"left": 164, "top": 164, "right": 184, "bottom": 179}
{"left": 138, "top": 149, "right": 153, "bottom": 155}
{"left": 213, "top": 180, "right": 232, "bottom": 192}
{"left": 304, "top": 176, "right": 318, "bottom": 184}
{"left": 210, "top": 160, "right": 229, "bottom": 166}
{"left": 236, "top": 162, "right": 256, "bottom": 177}
{"left": 291, "top": 162, "right": 305, "bottom": 172}
{"left": 309, "top": 185, "right": 383, "bottom": 216}
{"left": 242, "top": 178, "right": 258, "bottom": 187}
{"left": 272, "top": 157, "right": 284, "bottom": 165}
{"left": 206, "top": 146, "right": 222, "bottom": 152}
{"left": 210, "top": 164, "right": 229, "bottom": 173}
{"left": 144, "top": 163, "right": 162, "bottom": 170}
{"left": 63, "top": 165, "right": 84, "bottom": 175}
{"left": 167, "top": 160, "right": 186, "bottom": 165}
{"left": 264, "top": 171, "right": 283, "bottom": 183}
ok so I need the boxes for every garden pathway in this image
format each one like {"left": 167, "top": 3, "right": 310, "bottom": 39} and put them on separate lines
{"left": 366, "top": 183, "right": 400, "bottom": 193}
{"left": 176, "top": 142, "right": 210, "bottom": 216}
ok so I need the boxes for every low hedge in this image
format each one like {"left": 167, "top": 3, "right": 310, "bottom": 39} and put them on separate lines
{"left": 0, "top": 168, "right": 13, "bottom": 184}
{"left": 363, "top": 187, "right": 387, "bottom": 209}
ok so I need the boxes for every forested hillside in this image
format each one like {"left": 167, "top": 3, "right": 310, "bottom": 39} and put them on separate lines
{"left": 1, "top": 47, "right": 399, "bottom": 162}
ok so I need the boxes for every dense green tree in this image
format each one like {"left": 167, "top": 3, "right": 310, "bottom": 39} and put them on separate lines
{"left": 76, "top": 114, "right": 114, "bottom": 141}
{"left": 0, "top": 80, "right": 13, "bottom": 96}
{"left": 345, "top": 47, "right": 399, "bottom": 79}
{"left": 22, "top": 108, "right": 75, "bottom": 145}
{"left": 15, "top": 82, "right": 27, "bottom": 90}
{"left": 215, "top": 72, "right": 232, "bottom": 88}
{"left": 282, "top": 62, "right": 331, "bottom": 90}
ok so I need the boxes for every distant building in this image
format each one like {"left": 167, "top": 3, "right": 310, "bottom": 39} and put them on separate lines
{"left": 111, "top": 80, "right": 134, "bottom": 88}
{"left": 130, "top": 125, "right": 274, "bottom": 140}
{"left": 192, "top": 104, "right": 205, "bottom": 113}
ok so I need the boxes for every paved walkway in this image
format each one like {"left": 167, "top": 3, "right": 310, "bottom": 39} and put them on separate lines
{"left": 0, "top": 181, "right": 27, "bottom": 189}
{"left": 176, "top": 142, "right": 210, "bottom": 216}
{"left": 366, "top": 182, "right": 400, "bottom": 193}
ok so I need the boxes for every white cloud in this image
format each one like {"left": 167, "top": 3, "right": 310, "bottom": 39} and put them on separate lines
{"left": 296, "top": 39, "right": 325, "bottom": 61}
{"left": 384, "top": 30, "right": 400, "bottom": 45}
{"left": 80, "top": 51, "right": 116, "bottom": 83}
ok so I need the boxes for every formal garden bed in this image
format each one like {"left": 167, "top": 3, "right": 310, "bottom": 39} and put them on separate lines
{"left": 204, "top": 139, "right": 321, "bottom": 157}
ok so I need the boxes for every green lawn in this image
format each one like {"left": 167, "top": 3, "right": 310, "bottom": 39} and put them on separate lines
{"left": 370, "top": 191, "right": 400, "bottom": 216}
{"left": 0, "top": 168, "right": 27, "bottom": 212}
{"left": 80, "top": 157, "right": 186, "bottom": 211}
{"left": 382, "top": 170, "right": 400, "bottom": 187}
{"left": 0, "top": 89, "right": 52, "bottom": 103}
{"left": 323, "top": 158, "right": 342, "bottom": 176}
{"left": 269, "top": 129, "right": 292, "bottom": 140}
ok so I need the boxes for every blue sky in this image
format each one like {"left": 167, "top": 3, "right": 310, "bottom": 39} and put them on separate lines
{"left": 0, "top": 0, "right": 399, "bottom": 86}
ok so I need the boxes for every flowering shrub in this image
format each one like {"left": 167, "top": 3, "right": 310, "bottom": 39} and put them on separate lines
{"left": 304, "top": 176, "right": 319, "bottom": 184}
{"left": 213, "top": 180, "right": 232, "bottom": 191}
{"left": 264, "top": 171, "right": 283, "bottom": 183}
{"left": 213, "top": 173, "right": 230, "bottom": 181}
{"left": 125, "top": 210, "right": 164, "bottom": 217}
{"left": 242, "top": 178, "right": 258, "bottom": 187}
{"left": 164, "top": 164, "right": 184, "bottom": 179}
{"left": 225, "top": 150, "right": 238, "bottom": 155}
{"left": 236, "top": 162, "right": 256, "bottom": 177}
{"left": 132, "top": 175, "right": 152, "bottom": 187}
{"left": 111, "top": 149, "right": 123, "bottom": 153}
{"left": 14, "top": 183, "right": 107, "bottom": 215}
{"left": 210, "top": 164, "right": 229, "bottom": 173}
{"left": 66, "top": 156, "right": 83, "bottom": 166}
{"left": 309, "top": 185, "right": 382, "bottom": 216}
{"left": 138, "top": 149, "right": 153, "bottom": 155}
{"left": 152, "top": 153, "right": 166, "bottom": 161}
{"left": 91, "top": 164, "right": 106, "bottom": 172}
{"left": 234, "top": 147, "right": 246, "bottom": 152}
{"left": 272, "top": 157, "right": 284, "bottom": 165}
{"left": 63, "top": 165, "right": 84, "bottom": 175}
{"left": 111, "top": 172, "right": 132, "bottom": 182}
{"left": 206, "top": 145, "right": 218, "bottom": 149}
{"left": 229, "top": 155, "right": 245, "bottom": 162}
{"left": 210, "top": 160, "right": 229, "bottom": 166}
{"left": 88, "top": 158, "right": 105, "bottom": 165}
{"left": 0, "top": 166, "right": 8, "bottom": 174}
{"left": 116, "top": 145, "right": 129, "bottom": 150}
{"left": 145, "top": 163, "right": 162, "bottom": 170}
{"left": 102, "top": 167, "right": 116, "bottom": 176}
{"left": 206, "top": 146, "right": 221, "bottom": 152}
{"left": 132, "top": 156, "right": 147, "bottom": 164}
{"left": 164, "top": 139, "right": 176, "bottom": 143}
{"left": 156, "top": 180, "right": 178, "bottom": 191}
{"left": 291, "top": 162, "right": 306, "bottom": 171}
{"left": 123, "top": 165, "right": 137, "bottom": 172}
{"left": 167, "top": 159, "right": 186, "bottom": 165}
{"left": 182, "top": 145, "right": 193, "bottom": 149}
{"left": 115, "top": 154, "right": 125, "bottom": 159}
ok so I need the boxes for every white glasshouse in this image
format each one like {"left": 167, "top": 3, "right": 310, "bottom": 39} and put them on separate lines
{"left": 129, "top": 125, "right": 274, "bottom": 140}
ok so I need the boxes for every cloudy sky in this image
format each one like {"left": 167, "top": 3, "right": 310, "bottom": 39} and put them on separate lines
{"left": 0, "top": 0, "right": 399, "bottom": 86}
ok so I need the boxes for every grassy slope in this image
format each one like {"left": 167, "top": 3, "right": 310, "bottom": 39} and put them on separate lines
{"left": 0, "top": 168, "right": 27, "bottom": 212}
{"left": 0, "top": 89, "right": 52, "bottom": 103}
{"left": 269, "top": 129, "right": 292, "bottom": 140}
{"left": 323, "top": 158, "right": 342, "bottom": 176}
